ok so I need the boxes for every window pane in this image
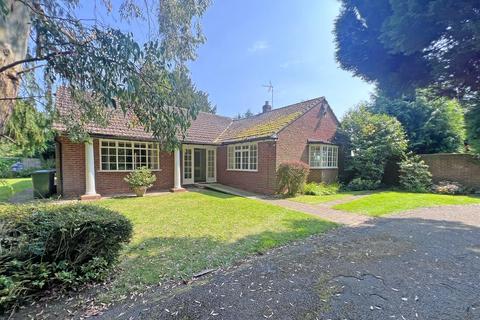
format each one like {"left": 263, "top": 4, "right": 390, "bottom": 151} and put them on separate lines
{"left": 227, "top": 146, "right": 234, "bottom": 169}
{"left": 249, "top": 145, "right": 257, "bottom": 170}
{"left": 241, "top": 150, "right": 249, "bottom": 169}
{"left": 235, "top": 151, "right": 241, "bottom": 169}
{"left": 184, "top": 149, "right": 192, "bottom": 179}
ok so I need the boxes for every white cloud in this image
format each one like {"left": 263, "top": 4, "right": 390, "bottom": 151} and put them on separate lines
{"left": 280, "top": 59, "right": 303, "bottom": 69}
{"left": 248, "top": 40, "right": 269, "bottom": 53}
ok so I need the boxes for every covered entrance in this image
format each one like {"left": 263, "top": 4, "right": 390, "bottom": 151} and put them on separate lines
{"left": 182, "top": 145, "right": 216, "bottom": 184}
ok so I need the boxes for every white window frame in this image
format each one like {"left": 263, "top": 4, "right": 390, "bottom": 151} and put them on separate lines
{"left": 309, "top": 144, "right": 338, "bottom": 169}
{"left": 226, "top": 142, "right": 258, "bottom": 172}
{"left": 98, "top": 138, "right": 161, "bottom": 172}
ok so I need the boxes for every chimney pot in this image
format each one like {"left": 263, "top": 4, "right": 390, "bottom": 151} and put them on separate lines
{"left": 262, "top": 101, "right": 272, "bottom": 113}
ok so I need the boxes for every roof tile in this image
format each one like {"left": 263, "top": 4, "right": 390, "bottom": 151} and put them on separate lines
{"left": 53, "top": 87, "right": 325, "bottom": 144}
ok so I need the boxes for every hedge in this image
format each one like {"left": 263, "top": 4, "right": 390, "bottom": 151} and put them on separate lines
{"left": 0, "top": 203, "right": 132, "bottom": 312}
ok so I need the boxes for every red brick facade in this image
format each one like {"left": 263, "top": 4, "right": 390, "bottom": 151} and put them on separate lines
{"left": 57, "top": 101, "right": 341, "bottom": 198}
{"left": 216, "top": 141, "right": 278, "bottom": 195}
{"left": 276, "top": 103, "right": 339, "bottom": 183}
{"left": 57, "top": 136, "right": 174, "bottom": 198}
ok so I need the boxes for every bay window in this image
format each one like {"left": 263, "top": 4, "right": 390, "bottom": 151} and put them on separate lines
{"left": 100, "top": 139, "right": 160, "bottom": 171}
{"left": 227, "top": 143, "right": 258, "bottom": 171}
{"left": 309, "top": 144, "right": 338, "bottom": 169}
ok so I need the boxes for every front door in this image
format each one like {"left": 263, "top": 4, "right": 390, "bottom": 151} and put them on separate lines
{"left": 194, "top": 148, "right": 206, "bottom": 183}
{"left": 182, "top": 145, "right": 216, "bottom": 185}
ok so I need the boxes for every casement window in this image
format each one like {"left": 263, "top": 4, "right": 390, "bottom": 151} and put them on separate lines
{"left": 99, "top": 139, "right": 160, "bottom": 171}
{"left": 227, "top": 143, "right": 258, "bottom": 171}
{"left": 309, "top": 144, "right": 338, "bottom": 169}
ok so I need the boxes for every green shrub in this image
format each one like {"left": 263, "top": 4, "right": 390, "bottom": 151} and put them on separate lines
{"left": 0, "top": 203, "right": 132, "bottom": 311}
{"left": 346, "top": 178, "right": 380, "bottom": 191}
{"left": 398, "top": 154, "right": 432, "bottom": 192}
{"left": 0, "top": 159, "right": 16, "bottom": 178}
{"left": 303, "top": 182, "right": 340, "bottom": 195}
{"left": 277, "top": 161, "right": 310, "bottom": 196}
{"left": 124, "top": 167, "right": 156, "bottom": 189}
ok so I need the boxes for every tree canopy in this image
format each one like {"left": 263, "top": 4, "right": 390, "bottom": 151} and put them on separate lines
{"left": 369, "top": 90, "right": 465, "bottom": 154}
{"left": 0, "top": 0, "right": 211, "bottom": 150}
{"left": 3, "top": 100, "right": 53, "bottom": 157}
{"left": 334, "top": 0, "right": 480, "bottom": 98}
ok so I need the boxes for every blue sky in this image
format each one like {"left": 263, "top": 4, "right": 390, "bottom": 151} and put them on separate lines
{"left": 188, "top": 0, "right": 374, "bottom": 117}
{"left": 76, "top": 0, "right": 374, "bottom": 118}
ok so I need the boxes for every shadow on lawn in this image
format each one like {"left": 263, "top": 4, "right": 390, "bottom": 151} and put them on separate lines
{"left": 112, "top": 217, "right": 337, "bottom": 292}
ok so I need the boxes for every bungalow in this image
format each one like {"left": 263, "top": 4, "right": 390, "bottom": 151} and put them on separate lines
{"left": 53, "top": 87, "right": 342, "bottom": 199}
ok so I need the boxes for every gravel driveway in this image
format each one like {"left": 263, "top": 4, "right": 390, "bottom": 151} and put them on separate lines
{"left": 95, "top": 204, "right": 480, "bottom": 320}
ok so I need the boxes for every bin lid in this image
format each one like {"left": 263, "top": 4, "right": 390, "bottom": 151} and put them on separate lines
{"left": 32, "top": 169, "right": 56, "bottom": 174}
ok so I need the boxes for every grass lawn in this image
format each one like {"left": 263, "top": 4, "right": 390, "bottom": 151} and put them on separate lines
{"left": 99, "top": 190, "right": 336, "bottom": 299}
{"left": 0, "top": 178, "right": 32, "bottom": 203}
{"left": 333, "top": 191, "right": 480, "bottom": 217}
{"left": 291, "top": 191, "right": 368, "bottom": 204}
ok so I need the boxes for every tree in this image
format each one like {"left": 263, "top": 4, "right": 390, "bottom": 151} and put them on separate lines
{"left": 463, "top": 94, "right": 480, "bottom": 152}
{"left": 0, "top": 0, "right": 211, "bottom": 150}
{"left": 340, "top": 105, "right": 408, "bottom": 183}
{"left": 3, "top": 99, "right": 53, "bottom": 157}
{"left": 234, "top": 109, "right": 254, "bottom": 119}
{"left": 334, "top": 0, "right": 480, "bottom": 98}
{"left": 171, "top": 69, "right": 216, "bottom": 114}
{"left": 369, "top": 90, "right": 465, "bottom": 154}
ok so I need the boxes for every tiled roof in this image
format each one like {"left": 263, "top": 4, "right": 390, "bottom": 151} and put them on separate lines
{"left": 216, "top": 97, "right": 324, "bottom": 143}
{"left": 53, "top": 87, "right": 326, "bottom": 144}
{"left": 183, "top": 112, "right": 232, "bottom": 144}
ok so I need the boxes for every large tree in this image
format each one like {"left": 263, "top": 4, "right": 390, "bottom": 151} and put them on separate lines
{"left": 369, "top": 90, "right": 465, "bottom": 154}
{"left": 334, "top": 0, "right": 480, "bottom": 151}
{"left": 334, "top": 0, "right": 480, "bottom": 97}
{"left": 0, "top": 0, "right": 211, "bottom": 149}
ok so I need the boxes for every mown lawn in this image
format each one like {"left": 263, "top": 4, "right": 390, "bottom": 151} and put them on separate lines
{"left": 291, "top": 191, "right": 368, "bottom": 204}
{"left": 99, "top": 190, "right": 337, "bottom": 299}
{"left": 333, "top": 191, "right": 480, "bottom": 216}
{"left": 0, "top": 178, "right": 32, "bottom": 203}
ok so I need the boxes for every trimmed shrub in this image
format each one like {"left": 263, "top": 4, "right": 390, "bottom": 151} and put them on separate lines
{"left": 346, "top": 178, "right": 380, "bottom": 191}
{"left": 304, "top": 182, "right": 340, "bottom": 196}
{"left": 124, "top": 167, "right": 156, "bottom": 196}
{"left": 432, "top": 181, "right": 470, "bottom": 195}
{"left": 398, "top": 154, "right": 432, "bottom": 192}
{"left": 0, "top": 203, "right": 132, "bottom": 311}
{"left": 277, "top": 161, "right": 310, "bottom": 196}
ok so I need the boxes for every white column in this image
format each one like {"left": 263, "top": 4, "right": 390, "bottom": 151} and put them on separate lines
{"left": 85, "top": 142, "right": 97, "bottom": 195}
{"left": 173, "top": 148, "right": 182, "bottom": 189}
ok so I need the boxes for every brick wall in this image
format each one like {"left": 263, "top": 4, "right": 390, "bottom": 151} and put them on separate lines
{"left": 216, "top": 141, "right": 277, "bottom": 194}
{"left": 420, "top": 153, "right": 480, "bottom": 188}
{"left": 276, "top": 102, "right": 339, "bottom": 184}
{"left": 57, "top": 136, "right": 174, "bottom": 198}
{"left": 308, "top": 169, "right": 338, "bottom": 184}
{"left": 57, "top": 136, "right": 86, "bottom": 198}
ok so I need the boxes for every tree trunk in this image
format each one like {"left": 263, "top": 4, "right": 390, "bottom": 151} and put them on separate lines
{"left": 0, "top": 0, "right": 31, "bottom": 135}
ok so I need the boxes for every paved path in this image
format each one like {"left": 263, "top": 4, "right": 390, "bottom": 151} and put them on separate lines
{"left": 262, "top": 197, "right": 371, "bottom": 226}
{"left": 204, "top": 183, "right": 372, "bottom": 226}
{"left": 93, "top": 204, "right": 480, "bottom": 320}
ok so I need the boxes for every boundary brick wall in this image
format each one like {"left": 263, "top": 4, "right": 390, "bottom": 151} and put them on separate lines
{"left": 420, "top": 153, "right": 480, "bottom": 188}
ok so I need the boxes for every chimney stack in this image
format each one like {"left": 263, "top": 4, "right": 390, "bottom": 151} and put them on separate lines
{"left": 262, "top": 101, "right": 272, "bottom": 113}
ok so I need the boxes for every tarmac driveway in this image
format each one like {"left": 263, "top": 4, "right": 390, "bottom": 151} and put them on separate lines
{"left": 96, "top": 204, "right": 480, "bottom": 320}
